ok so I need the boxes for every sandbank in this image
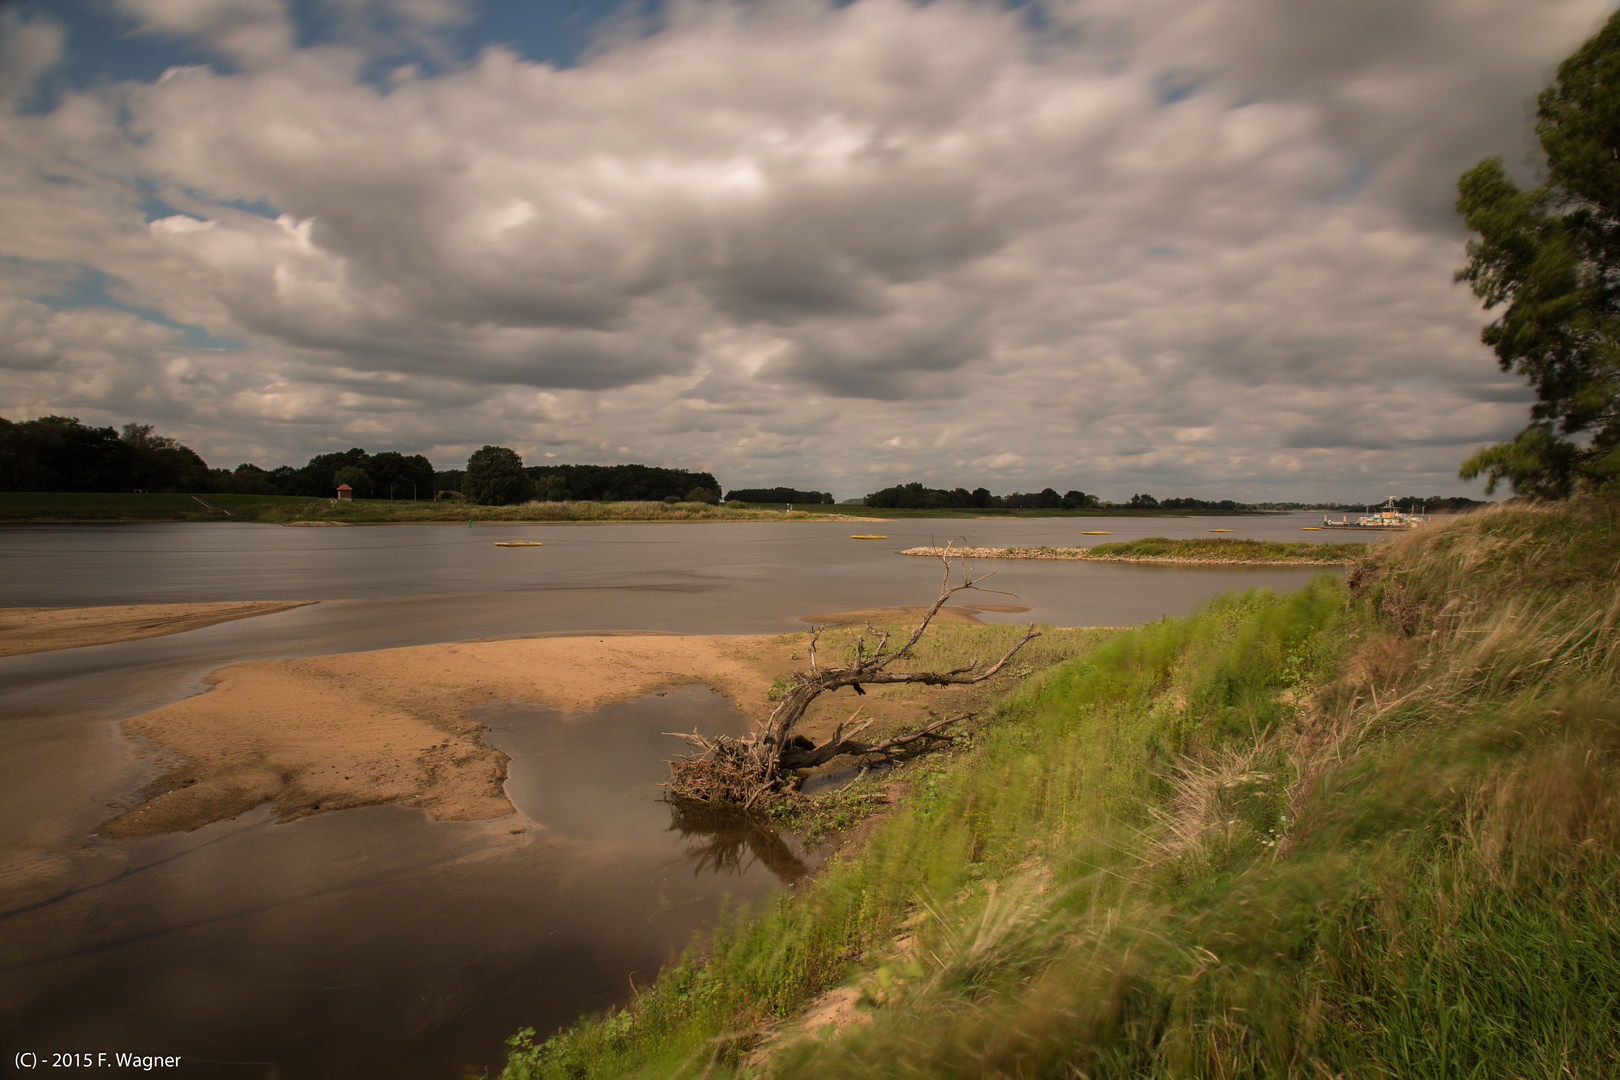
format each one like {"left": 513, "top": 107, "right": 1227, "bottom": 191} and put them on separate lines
{"left": 0, "top": 601, "right": 313, "bottom": 657}
{"left": 100, "top": 632, "right": 811, "bottom": 838}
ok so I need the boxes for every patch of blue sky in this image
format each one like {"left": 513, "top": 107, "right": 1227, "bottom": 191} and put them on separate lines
{"left": 38, "top": 266, "right": 245, "bottom": 349}
{"left": 1328, "top": 156, "right": 1375, "bottom": 202}
{"left": 218, "top": 196, "right": 281, "bottom": 219}
{"left": 12, "top": 0, "right": 221, "bottom": 114}
{"left": 1154, "top": 70, "right": 1202, "bottom": 106}
{"left": 135, "top": 186, "right": 185, "bottom": 224}
{"left": 459, "top": 0, "right": 664, "bottom": 70}
{"left": 14, "top": 0, "right": 664, "bottom": 105}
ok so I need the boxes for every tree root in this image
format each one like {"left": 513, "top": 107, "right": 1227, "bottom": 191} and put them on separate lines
{"left": 664, "top": 545, "right": 1037, "bottom": 808}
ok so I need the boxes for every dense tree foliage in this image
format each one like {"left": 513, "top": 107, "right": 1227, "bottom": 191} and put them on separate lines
{"left": 526, "top": 463, "right": 720, "bottom": 503}
{"left": 0, "top": 416, "right": 215, "bottom": 493}
{"left": 865, "top": 483, "right": 1096, "bottom": 510}
{"left": 723, "top": 487, "right": 834, "bottom": 504}
{"left": 464, "top": 445, "right": 534, "bottom": 505}
{"left": 1456, "top": 11, "right": 1620, "bottom": 496}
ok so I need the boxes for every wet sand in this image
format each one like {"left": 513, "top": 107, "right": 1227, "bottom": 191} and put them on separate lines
{"left": 0, "top": 601, "right": 313, "bottom": 657}
{"left": 98, "top": 632, "right": 809, "bottom": 838}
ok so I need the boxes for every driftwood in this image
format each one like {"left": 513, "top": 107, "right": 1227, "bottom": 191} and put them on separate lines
{"left": 665, "top": 550, "right": 1040, "bottom": 808}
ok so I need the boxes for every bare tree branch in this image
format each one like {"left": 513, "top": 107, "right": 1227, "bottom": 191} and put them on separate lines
{"left": 664, "top": 544, "right": 1040, "bottom": 807}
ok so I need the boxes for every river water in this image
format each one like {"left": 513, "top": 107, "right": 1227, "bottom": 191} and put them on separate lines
{"left": 0, "top": 515, "right": 1358, "bottom": 1078}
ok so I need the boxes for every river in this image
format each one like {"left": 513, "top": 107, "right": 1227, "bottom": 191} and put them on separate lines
{"left": 0, "top": 514, "right": 1358, "bottom": 1078}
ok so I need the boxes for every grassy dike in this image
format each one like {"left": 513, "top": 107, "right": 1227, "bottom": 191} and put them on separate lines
{"left": 0, "top": 492, "right": 853, "bottom": 523}
{"left": 505, "top": 499, "right": 1620, "bottom": 1079}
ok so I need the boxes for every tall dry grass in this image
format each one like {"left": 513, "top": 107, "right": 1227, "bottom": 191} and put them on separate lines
{"left": 503, "top": 500, "right": 1620, "bottom": 1080}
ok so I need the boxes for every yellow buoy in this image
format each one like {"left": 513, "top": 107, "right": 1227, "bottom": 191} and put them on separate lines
{"left": 1300, "top": 527, "right": 1322, "bottom": 531}
{"left": 1208, "top": 529, "right": 1234, "bottom": 533}
{"left": 850, "top": 534, "right": 887, "bottom": 540}
{"left": 1081, "top": 530, "right": 1111, "bottom": 535}
{"left": 495, "top": 540, "right": 543, "bottom": 547}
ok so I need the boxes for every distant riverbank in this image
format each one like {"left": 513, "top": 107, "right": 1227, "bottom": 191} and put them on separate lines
{"left": 0, "top": 492, "right": 1295, "bottom": 524}
{"left": 901, "top": 536, "right": 1369, "bottom": 564}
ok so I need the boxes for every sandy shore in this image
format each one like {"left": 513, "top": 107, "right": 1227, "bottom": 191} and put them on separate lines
{"left": 0, "top": 601, "right": 313, "bottom": 657}
{"left": 99, "top": 632, "right": 818, "bottom": 838}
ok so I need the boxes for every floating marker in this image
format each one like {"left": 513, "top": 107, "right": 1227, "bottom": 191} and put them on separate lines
{"left": 1208, "top": 529, "right": 1234, "bottom": 533}
{"left": 1081, "top": 531, "right": 1111, "bottom": 535}
{"left": 850, "top": 534, "right": 887, "bottom": 540}
{"left": 495, "top": 541, "right": 543, "bottom": 547}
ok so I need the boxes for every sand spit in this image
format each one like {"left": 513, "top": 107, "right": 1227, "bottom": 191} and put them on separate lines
{"left": 899, "top": 545, "right": 1354, "bottom": 566}
{"left": 0, "top": 601, "right": 313, "bottom": 657}
{"left": 99, "top": 633, "right": 800, "bottom": 839}
{"left": 800, "top": 604, "right": 1030, "bottom": 625}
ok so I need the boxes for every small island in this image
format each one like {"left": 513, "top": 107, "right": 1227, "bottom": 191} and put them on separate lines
{"left": 900, "top": 536, "right": 1370, "bottom": 565}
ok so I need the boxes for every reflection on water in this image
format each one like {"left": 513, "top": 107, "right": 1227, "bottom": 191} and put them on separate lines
{"left": 667, "top": 801, "right": 811, "bottom": 883}
{"left": 476, "top": 684, "right": 810, "bottom": 888}
{"left": 0, "top": 687, "right": 785, "bottom": 1080}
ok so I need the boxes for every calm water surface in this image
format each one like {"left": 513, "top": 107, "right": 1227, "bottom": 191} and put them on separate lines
{"left": 0, "top": 515, "right": 1359, "bottom": 1077}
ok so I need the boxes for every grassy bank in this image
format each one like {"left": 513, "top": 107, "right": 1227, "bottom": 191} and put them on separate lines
{"left": 901, "top": 536, "right": 1370, "bottom": 564}
{"left": 0, "top": 492, "right": 860, "bottom": 524}
{"left": 503, "top": 499, "right": 1620, "bottom": 1079}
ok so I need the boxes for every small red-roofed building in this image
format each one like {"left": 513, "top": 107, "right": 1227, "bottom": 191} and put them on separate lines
{"left": 336, "top": 484, "right": 354, "bottom": 501}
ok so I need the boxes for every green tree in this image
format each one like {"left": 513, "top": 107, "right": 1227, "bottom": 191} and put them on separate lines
{"left": 1455, "top": 12, "right": 1620, "bottom": 496}
{"left": 464, "top": 445, "right": 533, "bottom": 505}
{"left": 366, "top": 451, "right": 435, "bottom": 499}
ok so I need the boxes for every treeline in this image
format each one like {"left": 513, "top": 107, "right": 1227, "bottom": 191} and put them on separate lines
{"left": 722, "top": 487, "right": 835, "bottom": 504}
{"left": 864, "top": 485, "right": 1495, "bottom": 513}
{"left": 0, "top": 416, "right": 437, "bottom": 499}
{"left": 440, "top": 447, "right": 724, "bottom": 506}
{"left": 0, "top": 416, "right": 214, "bottom": 493}
{"left": 865, "top": 482, "right": 1098, "bottom": 510}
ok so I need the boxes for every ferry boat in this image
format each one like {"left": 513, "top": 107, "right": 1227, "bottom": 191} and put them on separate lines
{"left": 1321, "top": 497, "right": 1428, "bottom": 530}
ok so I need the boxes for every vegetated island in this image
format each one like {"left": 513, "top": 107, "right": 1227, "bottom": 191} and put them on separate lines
{"left": 899, "top": 536, "right": 1370, "bottom": 565}
{"left": 497, "top": 496, "right": 1620, "bottom": 1080}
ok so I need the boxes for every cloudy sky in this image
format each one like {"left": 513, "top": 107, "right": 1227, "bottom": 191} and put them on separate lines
{"left": 0, "top": 0, "right": 1610, "bottom": 501}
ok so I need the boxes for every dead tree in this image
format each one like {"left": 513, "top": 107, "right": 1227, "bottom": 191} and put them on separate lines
{"left": 666, "top": 550, "right": 1040, "bottom": 808}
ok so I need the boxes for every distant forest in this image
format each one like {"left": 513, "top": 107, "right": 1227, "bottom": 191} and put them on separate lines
{"left": 864, "top": 482, "right": 1098, "bottom": 510}
{"left": 724, "top": 487, "right": 836, "bottom": 504}
{"left": 862, "top": 482, "right": 1489, "bottom": 513}
{"left": 0, "top": 417, "right": 1493, "bottom": 514}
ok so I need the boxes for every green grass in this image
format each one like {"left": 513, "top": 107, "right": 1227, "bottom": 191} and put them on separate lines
{"left": 501, "top": 498, "right": 1620, "bottom": 1079}
{"left": 1084, "top": 536, "right": 1368, "bottom": 562}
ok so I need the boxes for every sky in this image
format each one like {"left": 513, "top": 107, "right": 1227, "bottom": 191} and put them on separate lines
{"left": 0, "top": 0, "right": 1612, "bottom": 502}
